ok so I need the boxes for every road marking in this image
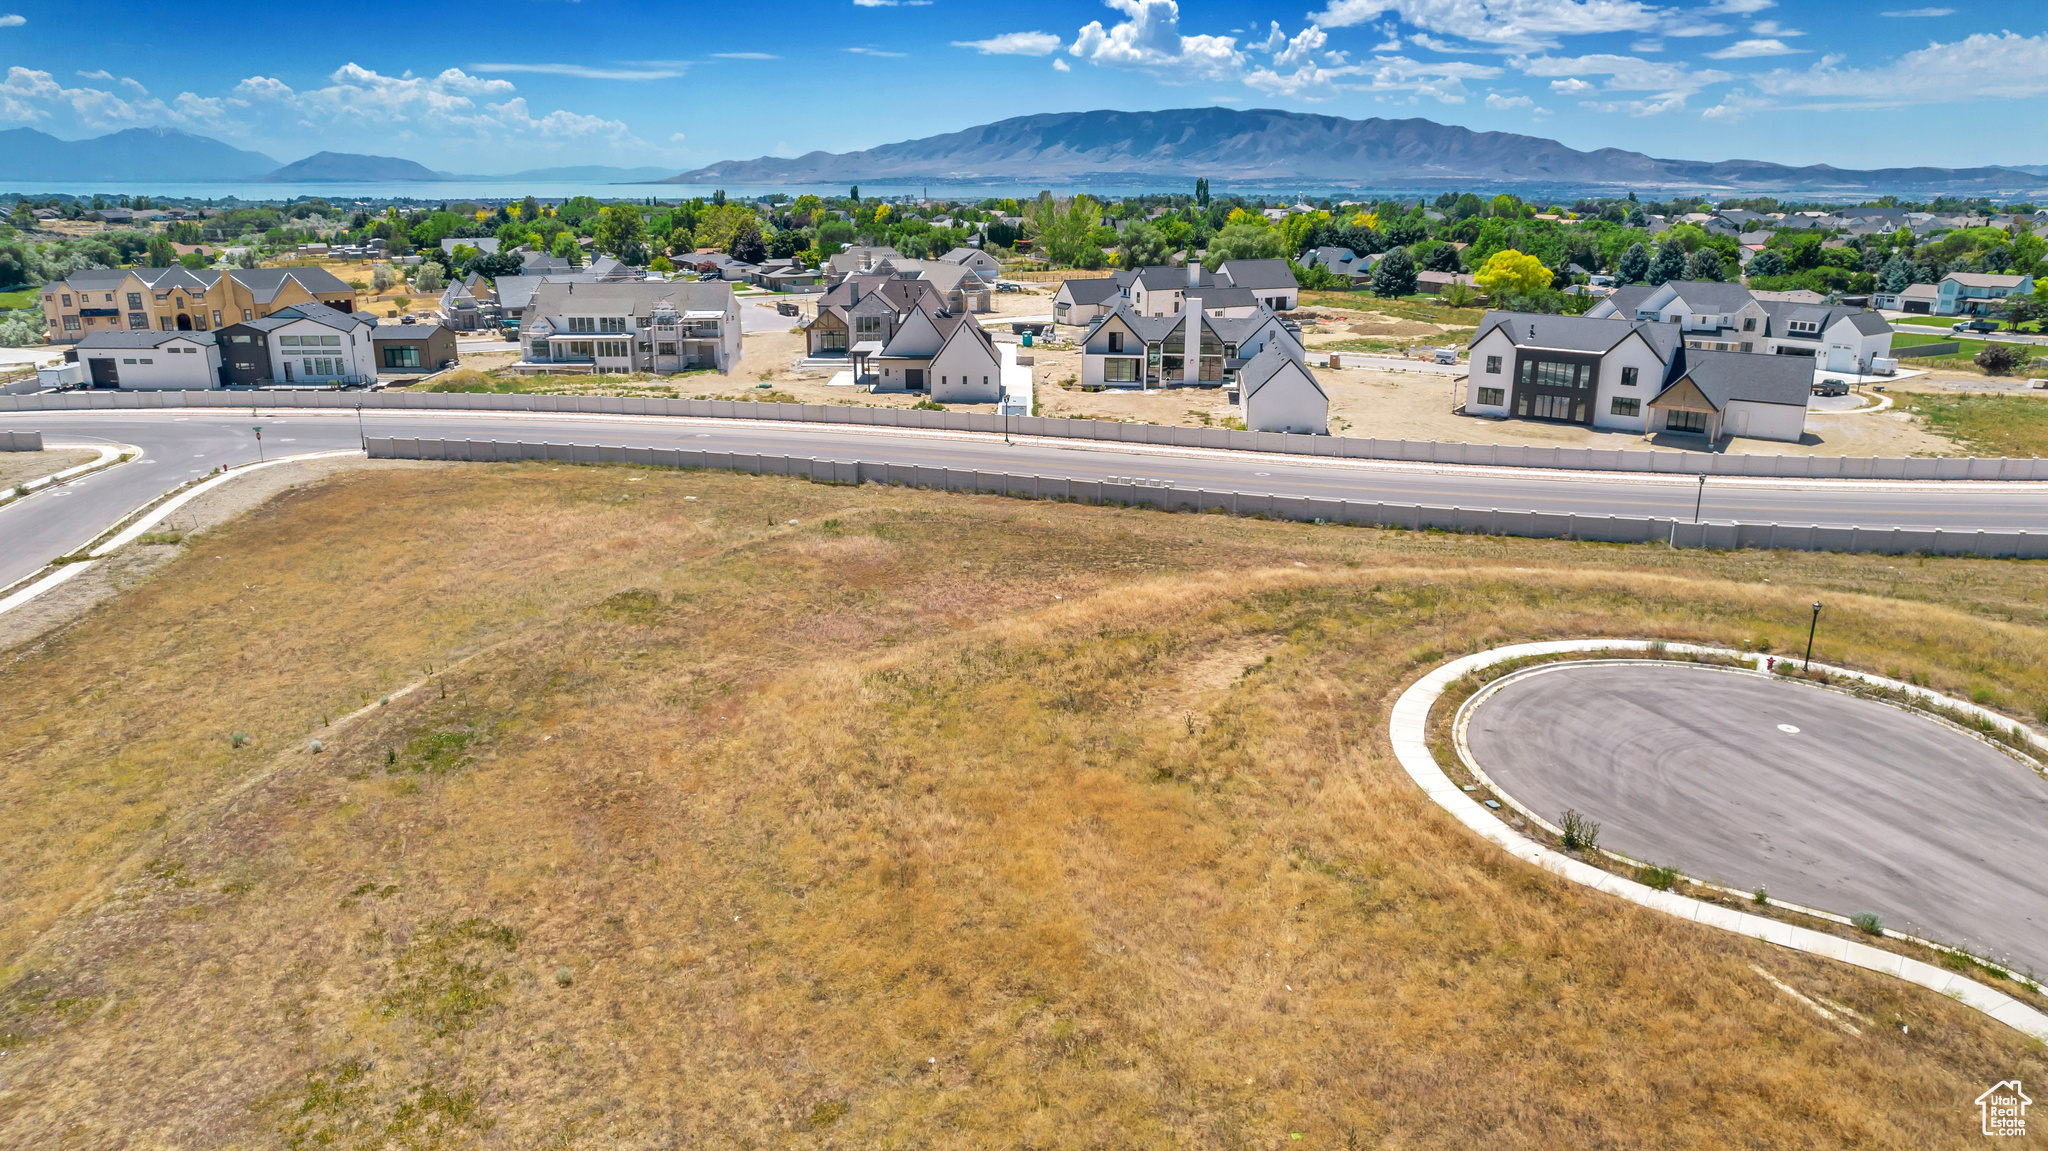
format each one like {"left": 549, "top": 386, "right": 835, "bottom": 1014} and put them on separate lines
{"left": 1777, "top": 723, "right": 1801, "bottom": 734}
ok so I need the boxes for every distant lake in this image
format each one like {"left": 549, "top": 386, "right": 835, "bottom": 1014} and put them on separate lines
{"left": 3, "top": 176, "right": 1488, "bottom": 204}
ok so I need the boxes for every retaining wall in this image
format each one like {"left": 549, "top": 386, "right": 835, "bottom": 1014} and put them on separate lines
{"left": 9, "top": 389, "right": 2045, "bottom": 481}
{"left": 363, "top": 436, "right": 2048, "bottom": 560}
{"left": 0, "top": 429, "right": 43, "bottom": 451}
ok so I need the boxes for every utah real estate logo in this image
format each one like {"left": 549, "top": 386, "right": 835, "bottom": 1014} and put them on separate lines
{"left": 1977, "top": 1080, "right": 2030, "bottom": 1137}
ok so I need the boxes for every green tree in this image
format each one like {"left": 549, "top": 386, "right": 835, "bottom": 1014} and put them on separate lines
{"left": 1684, "top": 248, "right": 1725, "bottom": 282}
{"left": 145, "top": 235, "right": 177, "bottom": 267}
{"left": 1616, "top": 242, "right": 1650, "bottom": 284}
{"left": 650, "top": 254, "right": 676, "bottom": 273}
{"left": 413, "top": 263, "right": 446, "bottom": 293}
{"left": 730, "top": 225, "right": 767, "bottom": 264}
{"left": 1647, "top": 242, "right": 1686, "bottom": 285}
{"left": 1877, "top": 253, "right": 1912, "bottom": 293}
{"left": 1116, "top": 221, "right": 1171, "bottom": 269}
{"left": 549, "top": 232, "right": 583, "bottom": 266}
{"left": 1203, "top": 222, "right": 1283, "bottom": 270}
{"left": 592, "top": 204, "right": 646, "bottom": 258}
{"left": 1194, "top": 177, "right": 1210, "bottom": 207}
{"left": 1473, "top": 249, "right": 1550, "bottom": 297}
{"left": 1370, "top": 248, "right": 1417, "bottom": 297}
{"left": 1026, "top": 194, "right": 1105, "bottom": 268}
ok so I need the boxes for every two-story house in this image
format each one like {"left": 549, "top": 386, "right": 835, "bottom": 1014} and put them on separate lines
{"left": 1114, "top": 260, "right": 1303, "bottom": 318}
{"left": 520, "top": 280, "right": 741, "bottom": 375}
{"left": 1587, "top": 279, "right": 1894, "bottom": 374}
{"left": 216, "top": 303, "right": 380, "bottom": 387}
{"left": 1077, "top": 300, "right": 1303, "bottom": 391}
{"left": 1933, "top": 272, "right": 2035, "bottom": 316}
{"left": 40, "top": 266, "right": 358, "bottom": 344}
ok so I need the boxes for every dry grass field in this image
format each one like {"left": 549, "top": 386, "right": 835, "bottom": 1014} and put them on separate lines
{"left": 2, "top": 464, "right": 2046, "bottom": 1148}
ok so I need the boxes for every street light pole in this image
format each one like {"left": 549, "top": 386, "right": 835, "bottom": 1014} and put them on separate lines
{"left": 1804, "top": 601, "right": 1822, "bottom": 671}
{"left": 1693, "top": 474, "right": 1706, "bottom": 523}
{"left": 354, "top": 402, "right": 365, "bottom": 451}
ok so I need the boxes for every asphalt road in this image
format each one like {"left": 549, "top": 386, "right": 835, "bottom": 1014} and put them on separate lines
{"left": 4, "top": 408, "right": 2048, "bottom": 594}
{"left": 1466, "top": 662, "right": 2048, "bottom": 973}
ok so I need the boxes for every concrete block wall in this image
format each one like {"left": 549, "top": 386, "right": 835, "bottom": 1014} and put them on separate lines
{"left": 0, "top": 430, "right": 43, "bottom": 451}
{"left": 362, "top": 436, "right": 2048, "bottom": 559}
{"left": 7, "top": 390, "right": 2042, "bottom": 481}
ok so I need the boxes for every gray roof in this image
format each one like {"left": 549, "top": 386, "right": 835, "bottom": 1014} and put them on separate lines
{"left": 1218, "top": 258, "right": 1298, "bottom": 292}
{"left": 1603, "top": 284, "right": 1657, "bottom": 315}
{"left": 1082, "top": 300, "right": 1290, "bottom": 348}
{"left": 371, "top": 321, "right": 452, "bottom": 340}
{"left": 230, "top": 267, "right": 353, "bottom": 304}
{"left": 1238, "top": 344, "right": 1326, "bottom": 403}
{"left": 1187, "top": 286, "right": 1260, "bottom": 310}
{"left": 74, "top": 330, "right": 218, "bottom": 349}
{"left": 1759, "top": 300, "right": 1890, "bottom": 338}
{"left": 1662, "top": 280, "right": 1756, "bottom": 312}
{"left": 1663, "top": 349, "right": 1812, "bottom": 409}
{"left": 442, "top": 237, "right": 501, "bottom": 255}
{"left": 1472, "top": 310, "right": 1682, "bottom": 362}
{"left": 1059, "top": 277, "right": 1123, "bottom": 305}
{"left": 525, "top": 278, "right": 735, "bottom": 322}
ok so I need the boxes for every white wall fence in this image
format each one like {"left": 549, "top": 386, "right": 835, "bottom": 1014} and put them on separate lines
{"left": 9, "top": 389, "right": 2046, "bottom": 481}
{"left": 0, "top": 430, "right": 43, "bottom": 451}
{"left": 364, "top": 437, "right": 2048, "bottom": 560}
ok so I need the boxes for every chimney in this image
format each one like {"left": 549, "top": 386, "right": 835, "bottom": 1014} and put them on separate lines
{"left": 1186, "top": 260, "right": 1199, "bottom": 289}
{"left": 1183, "top": 299, "right": 1201, "bottom": 386}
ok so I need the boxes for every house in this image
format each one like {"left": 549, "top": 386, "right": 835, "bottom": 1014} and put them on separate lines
{"left": 871, "top": 258, "right": 992, "bottom": 313}
{"left": 1587, "top": 280, "right": 1893, "bottom": 374}
{"left": 1113, "top": 261, "right": 1302, "bottom": 317}
{"left": 1934, "top": 271, "right": 2034, "bottom": 316}
{"left": 938, "top": 247, "right": 1002, "bottom": 281}
{"left": 1077, "top": 301, "right": 1302, "bottom": 390}
{"left": 866, "top": 309, "right": 1003, "bottom": 402}
{"left": 802, "top": 275, "right": 946, "bottom": 359}
{"left": 1416, "top": 271, "right": 1480, "bottom": 296}
{"left": 1052, "top": 276, "right": 1124, "bottom": 327}
{"left": 1299, "top": 246, "right": 1379, "bottom": 287}
{"left": 493, "top": 271, "right": 611, "bottom": 329}
{"left": 370, "top": 321, "right": 459, "bottom": 377}
{"left": 824, "top": 246, "right": 904, "bottom": 284}
{"left": 441, "top": 237, "right": 502, "bottom": 257}
{"left": 1234, "top": 345, "right": 1328, "bottom": 434}
{"left": 215, "top": 303, "right": 379, "bottom": 387}
{"left": 1215, "top": 258, "right": 1300, "bottom": 311}
{"left": 1647, "top": 349, "right": 1812, "bottom": 442}
{"left": 38, "top": 266, "right": 357, "bottom": 344}
{"left": 1874, "top": 282, "right": 1941, "bottom": 313}
{"left": 1465, "top": 312, "right": 1682, "bottom": 434}
{"left": 439, "top": 272, "right": 494, "bottom": 332}
{"left": 87, "top": 207, "right": 135, "bottom": 225}
{"left": 69, "top": 330, "right": 221, "bottom": 389}
{"left": 520, "top": 280, "right": 741, "bottom": 375}
{"left": 759, "top": 265, "right": 824, "bottom": 293}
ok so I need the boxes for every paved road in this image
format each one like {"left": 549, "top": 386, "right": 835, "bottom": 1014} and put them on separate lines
{"left": 5, "top": 408, "right": 2048, "bottom": 593}
{"left": 1466, "top": 662, "right": 2048, "bottom": 973}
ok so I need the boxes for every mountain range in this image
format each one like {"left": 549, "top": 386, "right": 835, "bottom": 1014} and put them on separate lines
{"left": 665, "top": 107, "right": 2044, "bottom": 195}
{"left": 2, "top": 112, "right": 2042, "bottom": 195}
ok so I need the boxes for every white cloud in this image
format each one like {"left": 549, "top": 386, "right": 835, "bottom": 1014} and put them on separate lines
{"left": 710, "top": 52, "right": 779, "bottom": 60}
{"left": 1880, "top": 6, "right": 1952, "bottom": 14}
{"left": 844, "top": 46, "right": 908, "bottom": 57}
{"left": 0, "top": 66, "right": 215, "bottom": 131}
{"left": 469, "top": 62, "right": 685, "bottom": 80}
{"left": 1409, "top": 32, "right": 1488, "bottom": 53}
{"left": 1700, "top": 88, "right": 1769, "bottom": 120}
{"left": 1705, "top": 38, "right": 1802, "bottom": 58}
{"left": 1485, "top": 91, "right": 1533, "bottom": 108}
{"left": 1749, "top": 20, "right": 1800, "bottom": 35}
{"left": 1548, "top": 76, "right": 1593, "bottom": 93}
{"left": 1629, "top": 38, "right": 1662, "bottom": 52}
{"left": 0, "top": 13, "right": 23, "bottom": 26}
{"left": 1705, "top": 0, "right": 1773, "bottom": 12}
{"left": 1053, "top": 58, "right": 1071, "bottom": 71}
{"left": 1750, "top": 31, "right": 2048, "bottom": 107}
{"left": 1308, "top": 0, "right": 1664, "bottom": 50}
{"left": 1247, "top": 52, "right": 1498, "bottom": 101}
{"left": 1513, "top": 52, "right": 1730, "bottom": 91}
{"left": 669, "top": 131, "right": 687, "bottom": 142}
{"left": 1579, "top": 91, "right": 1690, "bottom": 115}
{"left": 1069, "top": 0, "right": 1246, "bottom": 81}
{"left": 951, "top": 31, "right": 1063, "bottom": 56}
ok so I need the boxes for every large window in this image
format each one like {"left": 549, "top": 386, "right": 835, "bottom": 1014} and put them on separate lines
{"left": 1619, "top": 366, "right": 1638, "bottom": 387}
{"left": 1610, "top": 397, "right": 1640, "bottom": 417}
{"left": 1665, "top": 409, "right": 1710, "bottom": 434}
{"left": 1108, "top": 331, "right": 1123, "bottom": 353}
{"left": 1485, "top": 355, "right": 1501, "bottom": 374}
{"left": 1477, "top": 386, "right": 1505, "bottom": 406}
{"left": 1104, "top": 357, "right": 1140, "bottom": 383}
{"left": 1519, "top": 359, "right": 1586, "bottom": 389}
{"left": 383, "top": 346, "right": 421, "bottom": 369}
{"left": 596, "top": 340, "right": 629, "bottom": 358}
{"left": 1526, "top": 394, "right": 1582, "bottom": 421}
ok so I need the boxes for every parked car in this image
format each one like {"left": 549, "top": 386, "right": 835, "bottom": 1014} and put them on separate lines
{"left": 1812, "top": 379, "right": 1850, "bottom": 397}
{"left": 1952, "top": 319, "right": 1999, "bottom": 333}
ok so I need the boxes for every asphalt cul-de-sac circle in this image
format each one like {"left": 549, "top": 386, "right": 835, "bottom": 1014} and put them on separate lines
{"left": 1465, "top": 661, "right": 2048, "bottom": 975}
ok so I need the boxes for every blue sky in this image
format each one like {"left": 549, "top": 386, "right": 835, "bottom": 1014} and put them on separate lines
{"left": 1, "top": 0, "right": 2044, "bottom": 174}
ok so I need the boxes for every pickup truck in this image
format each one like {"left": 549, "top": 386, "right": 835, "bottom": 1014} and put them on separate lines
{"left": 1811, "top": 379, "right": 1850, "bottom": 397}
{"left": 1952, "top": 318, "right": 2000, "bottom": 334}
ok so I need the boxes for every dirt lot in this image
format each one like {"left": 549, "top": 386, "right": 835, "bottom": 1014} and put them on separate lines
{"left": 0, "top": 448, "right": 98, "bottom": 489}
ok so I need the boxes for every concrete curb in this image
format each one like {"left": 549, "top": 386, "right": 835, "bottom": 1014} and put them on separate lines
{"left": 0, "top": 442, "right": 133, "bottom": 508}
{"left": 1389, "top": 639, "right": 2048, "bottom": 1043}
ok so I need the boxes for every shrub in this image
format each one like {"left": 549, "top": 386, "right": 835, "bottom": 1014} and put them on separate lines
{"left": 1974, "top": 342, "right": 2022, "bottom": 375}
{"left": 1753, "top": 885, "right": 1769, "bottom": 905}
{"left": 1852, "top": 912, "right": 1885, "bottom": 936}
{"left": 1558, "top": 808, "right": 1600, "bottom": 852}
{"left": 1635, "top": 864, "right": 1679, "bottom": 891}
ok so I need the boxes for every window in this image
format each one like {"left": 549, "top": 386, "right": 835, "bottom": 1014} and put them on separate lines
{"left": 63, "top": 316, "right": 80, "bottom": 331}
{"left": 1742, "top": 317, "right": 1756, "bottom": 332}
{"left": 568, "top": 317, "right": 596, "bottom": 333}
{"left": 1526, "top": 360, "right": 1584, "bottom": 389}
{"left": 124, "top": 358, "right": 137, "bottom": 364}
{"left": 1666, "top": 409, "right": 1710, "bottom": 434}
{"left": 384, "top": 346, "right": 421, "bottom": 368}
{"left": 1103, "top": 358, "right": 1140, "bottom": 383}
{"left": 139, "top": 357, "right": 153, "bottom": 365}
{"left": 1477, "top": 386, "right": 1505, "bottom": 406}
{"left": 213, "top": 310, "right": 222, "bottom": 326}
{"left": 1611, "top": 397, "right": 1640, "bottom": 417}
{"left": 596, "top": 340, "right": 629, "bottom": 358}
{"left": 1740, "top": 342, "right": 1753, "bottom": 353}
{"left": 321, "top": 335, "right": 340, "bottom": 347}
{"left": 242, "top": 309, "right": 252, "bottom": 321}
{"left": 599, "top": 316, "right": 627, "bottom": 333}
{"left": 1620, "top": 366, "right": 1638, "bottom": 387}
{"left": 61, "top": 294, "right": 72, "bottom": 307}
{"left": 1108, "top": 331, "right": 1123, "bottom": 353}
{"left": 854, "top": 315, "right": 882, "bottom": 339}
{"left": 1485, "top": 355, "right": 1501, "bottom": 374}
{"left": 128, "top": 313, "right": 148, "bottom": 329}
{"left": 657, "top": 342, "right": 676, "bottom": 356}
{"left": 127, "top": 293, "right": 142, "bottom": 308}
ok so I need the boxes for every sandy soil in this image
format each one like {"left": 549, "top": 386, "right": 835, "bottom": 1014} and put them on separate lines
{"left": 0, "top": 449, "right": 99, "bottom": 489}
{"left": 0, "top": 456, "right": 440, "bottom": 654}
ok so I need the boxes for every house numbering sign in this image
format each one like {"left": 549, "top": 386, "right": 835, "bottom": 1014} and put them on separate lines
{"left": 1976, "top": 1080, "right": 2030, "bottom": 1137}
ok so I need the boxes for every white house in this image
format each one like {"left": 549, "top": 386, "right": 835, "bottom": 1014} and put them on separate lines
{"left": 217, "top": 303, "right": 379, "bottom": 387}
{"left": 1465, "top": 312, "right": 1683, "bottom": 434}
{"left": 522, "top": 280, "right": 741, "bottom": 375}
{"left": 1052, "top": 276, "right": 1123, "bottom": 327}
{"left": 1757, "top": 303, "right": 1894, "bottom": 373}
{"left": 71, "top": 330, "right": 222, "bottom": 389}
{"left": 938, "top": 247, "right": 1003, "bottom": 282}
{"left": 1078, "top": 300, "right": 1304, "bottom": 392}
{"left": 1234, "top": 345, "right": 1328, "bottom": 434}
{"left": 1588, "top": 279, "right": 1893, "bottom": 374}
{"left": 865, "top": 307, "right": 1002, "bottom": 402}
{"left": 1647, "top": 349, "right": 1811, "bottom": 442}
{"left": 1933, "top": 271, "right": 2034, "bottom": 316}
{"left": 1114, "top": 260, "right": 1301, "bottom": 318}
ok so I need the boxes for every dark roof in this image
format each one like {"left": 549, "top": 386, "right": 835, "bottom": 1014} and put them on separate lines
{"left": 1238, "top": 344, "right": 1326, "bottom": 403}
{"left": 1059, "top": 277, "right": 1123, "bottom": 305}
{"left": 1131, "top": 265, "right": 1202, "bottom": 291}
{"left": 74, "top": 330, "right": 218, "bottom": 349}
{"left": 1661, "top": 280, "right": 1757, "bottom": 312}
{"left": 1187, "top": 286, "right": 1260, "bottom": 310}
{"left": 1218, "top": 258, "right": 1298, "bottom": 291}
{"left": 1472, "top": 310, "right": 1682, "bottom": 361}
{"left": 1759, "top": 300, "right": 1891, "bottom": 337}
{"left": 1662, "top": 349, "right": 1812, "bottom": 409}
{"left": 371, "top": 321, "right": 452, "bottom": 340}
{"left": 1603, "top": 284, "right": 1656, "bottom": 315}
{"left": 229, "top": 267, "right": 353, "bottom": 303}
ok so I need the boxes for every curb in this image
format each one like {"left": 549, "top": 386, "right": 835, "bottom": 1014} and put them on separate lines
{"left": 1389, "top": 639, "right": 2048, "bottom": 1044}
{"left": 0, "top": 442, "right": 135, "bottom": 508}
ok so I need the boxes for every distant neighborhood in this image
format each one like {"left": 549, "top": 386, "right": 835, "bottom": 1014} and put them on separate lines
{"left": 2, "top": 181, "right": 2044, "bottom": 443}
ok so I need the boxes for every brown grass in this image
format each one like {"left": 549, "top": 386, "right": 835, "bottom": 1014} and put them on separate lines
{"left": 2, "top": 466, "right": 2046, "bottom": 1148}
